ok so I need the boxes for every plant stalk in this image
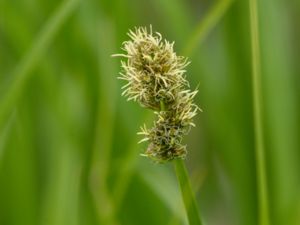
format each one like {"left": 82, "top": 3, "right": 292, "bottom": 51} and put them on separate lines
{"left": 174, "top": 159, "right": 203, "bottom": 225}
{"left": 249, "top": 0, "right": 270, "bottom": 224}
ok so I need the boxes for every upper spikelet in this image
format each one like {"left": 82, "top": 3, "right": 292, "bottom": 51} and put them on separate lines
{"left": 113, "top": 26, "right": 189, "bottom": 110}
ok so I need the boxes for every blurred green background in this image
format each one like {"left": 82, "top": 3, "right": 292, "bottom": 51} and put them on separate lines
{"left": 0, "top": 0, "right": 299, "bottom": 225}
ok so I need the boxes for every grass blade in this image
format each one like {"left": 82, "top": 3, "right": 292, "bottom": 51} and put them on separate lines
{"left": 183, "top": 0, "right": 234, "bottom": 56}
{"left": 0, "top": 0, "right": 80, "bottom": 128}
{"left": 249, "top": 0, "right": 270, "bottom": 224}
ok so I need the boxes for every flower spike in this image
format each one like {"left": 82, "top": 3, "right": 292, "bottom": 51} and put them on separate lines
{"left": 114, "top": 26, "right": 200, "bottom": 163}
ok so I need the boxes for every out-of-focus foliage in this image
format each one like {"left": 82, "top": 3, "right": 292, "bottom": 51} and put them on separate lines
{"left": 0, "top": 0, "right": 299, "bottom": 225}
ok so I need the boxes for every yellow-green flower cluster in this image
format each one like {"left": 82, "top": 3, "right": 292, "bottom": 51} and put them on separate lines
{"left": 114, "top": 26, "right": 200, "bottom": 162}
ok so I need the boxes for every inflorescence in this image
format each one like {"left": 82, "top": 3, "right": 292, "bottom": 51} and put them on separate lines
{"left": 113, "top": 26, "right": 200, "bottom": 163}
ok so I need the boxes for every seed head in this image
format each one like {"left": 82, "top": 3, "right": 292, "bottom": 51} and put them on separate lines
{"left": 114, "top": 26, "right": 200, "bottom": 163}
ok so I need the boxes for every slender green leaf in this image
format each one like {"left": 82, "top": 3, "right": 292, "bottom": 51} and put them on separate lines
{"left": 249, "top": 0, "right": 270, "bottom": 224}
{"left": 0, "top": 0, "right": 81, "bottom": 128}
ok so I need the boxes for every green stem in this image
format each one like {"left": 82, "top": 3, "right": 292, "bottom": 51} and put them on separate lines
{"left": 174, "top": 159, "right": 203, "bottom": 225}
{"left": 249, "top": 0, "right": 270, "bottom": 225}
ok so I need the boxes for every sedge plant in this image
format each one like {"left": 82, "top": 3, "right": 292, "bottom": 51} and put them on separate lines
{"left": 113, "top": 26, "right": 203, "bottom": 225}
